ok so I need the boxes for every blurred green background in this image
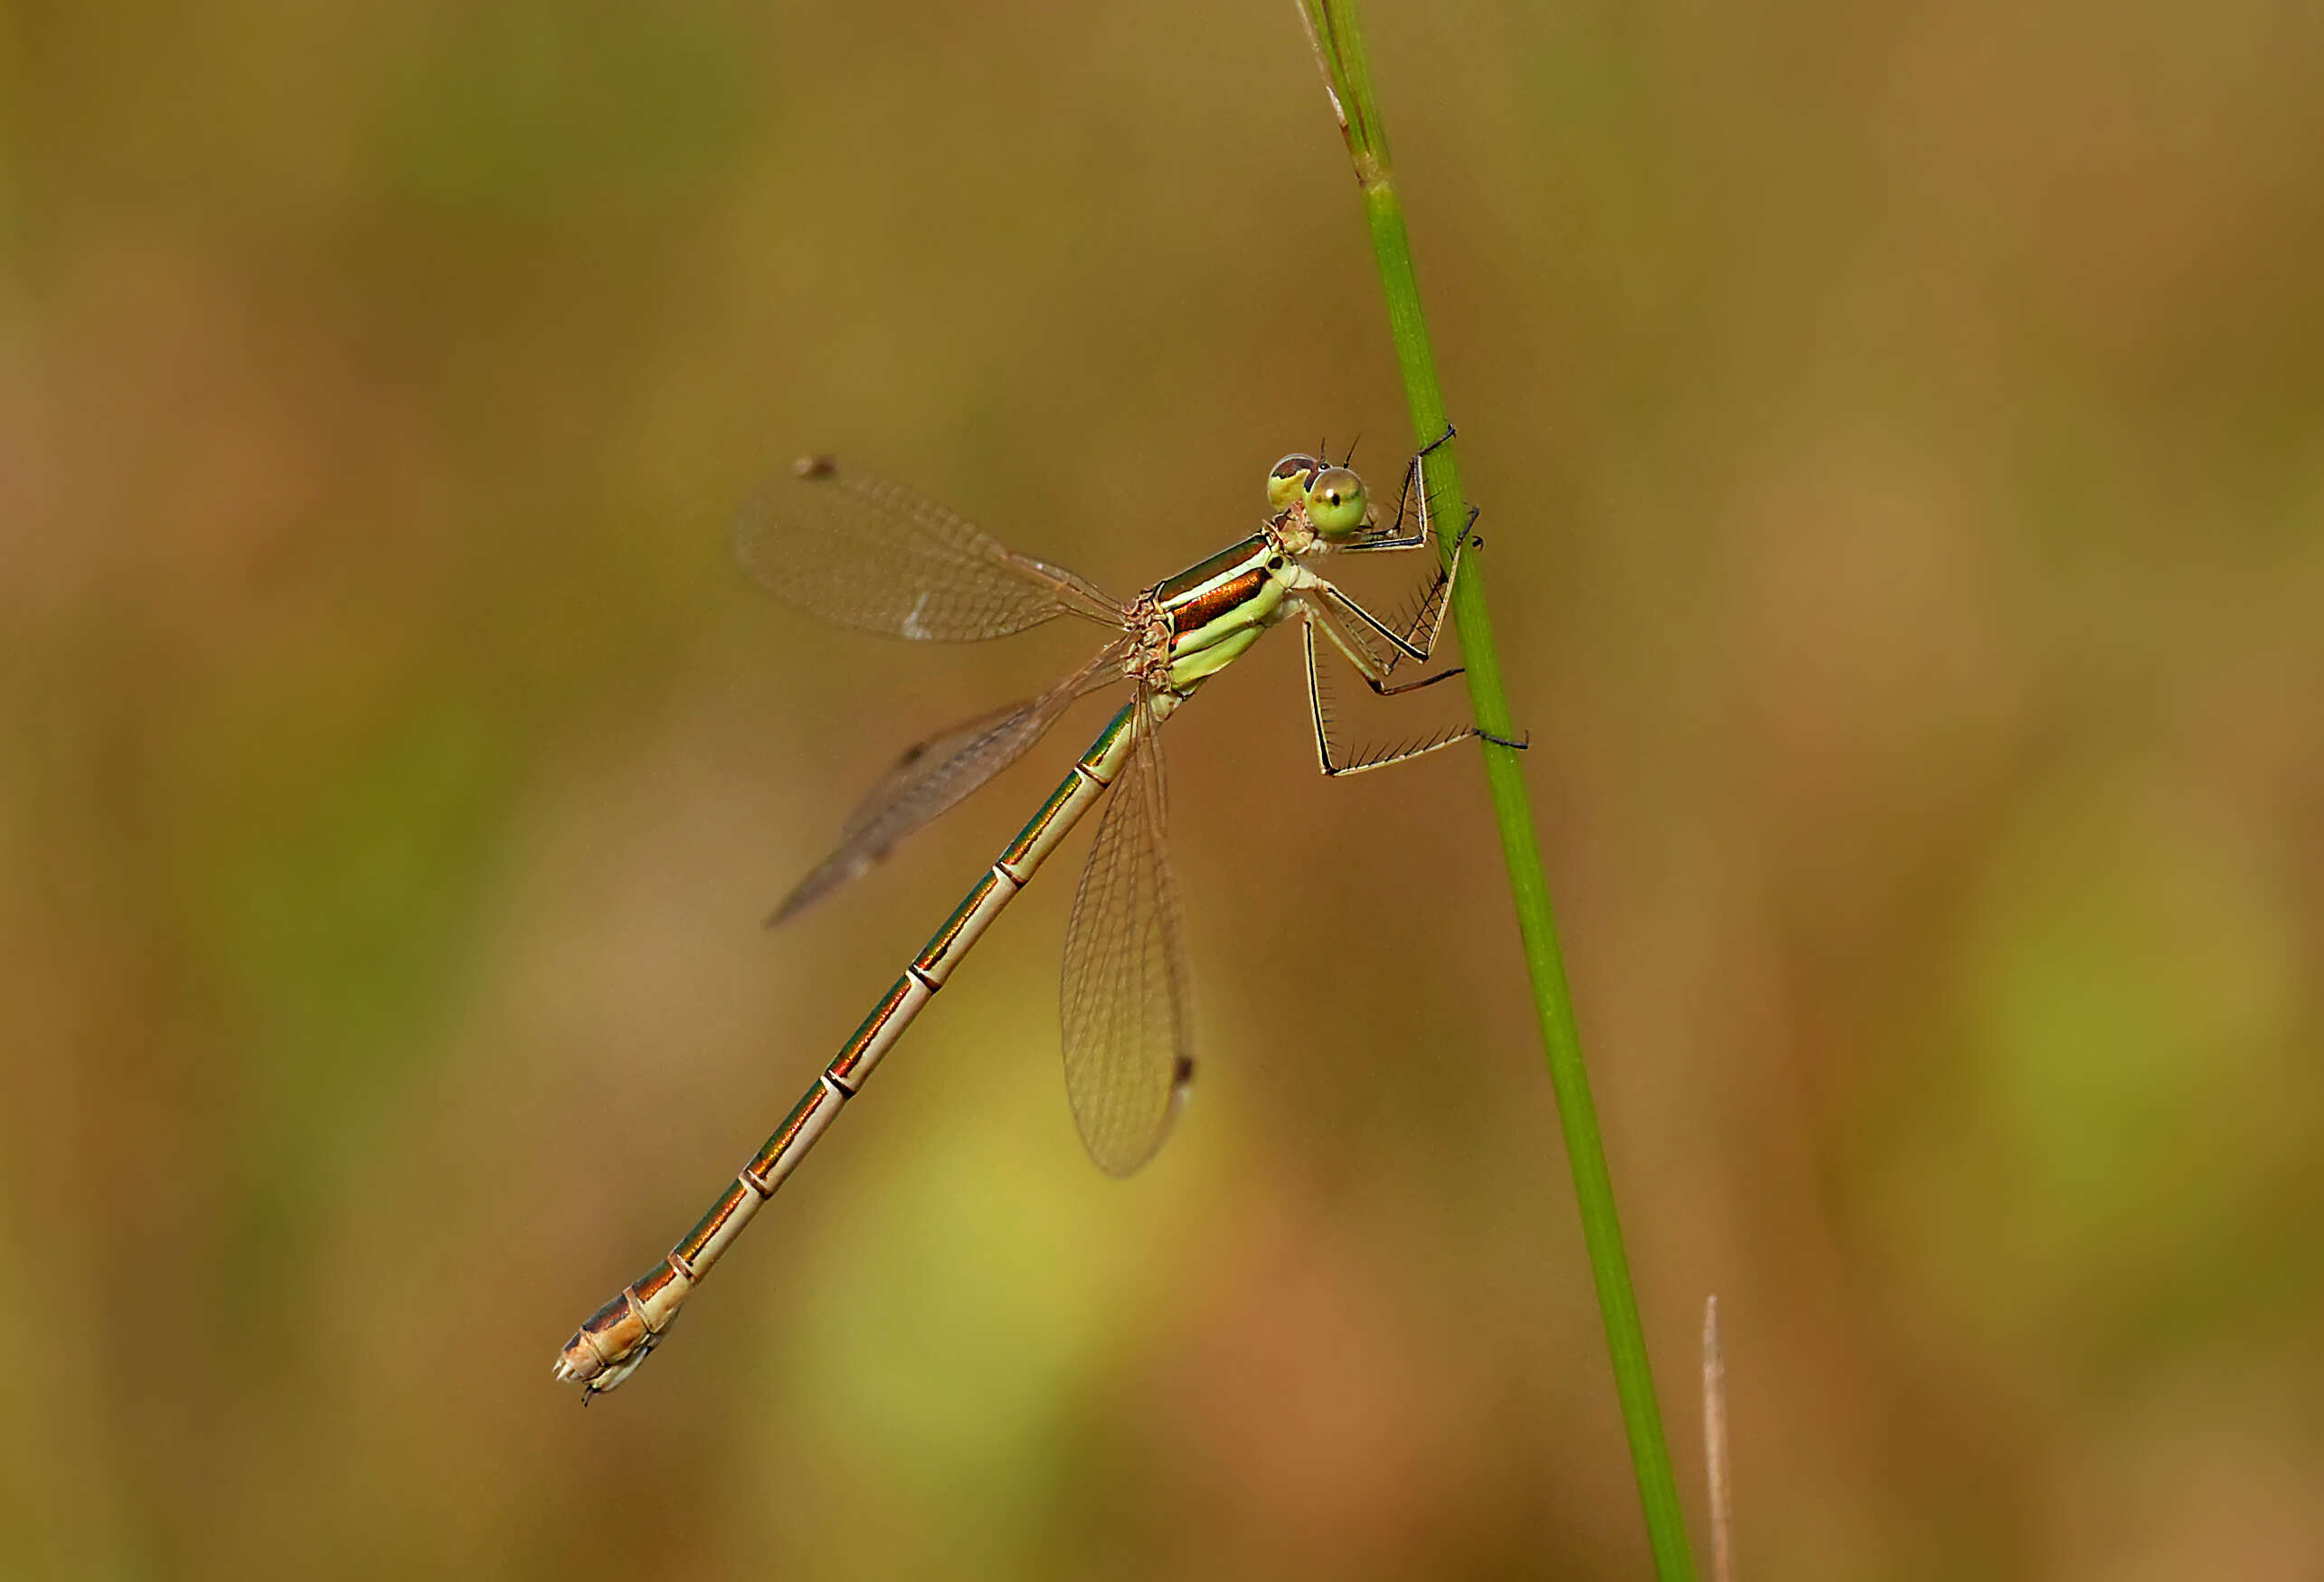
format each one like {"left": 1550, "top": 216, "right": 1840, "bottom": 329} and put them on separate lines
{"left": 5, "top": 0, "right": 2322, "bottom": 1577}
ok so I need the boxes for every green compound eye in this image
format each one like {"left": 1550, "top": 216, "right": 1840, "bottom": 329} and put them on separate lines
{"left": 1306, "top": 466, "right": 1368, "bottom": 538}
{"left": 1267, "top": 453, "right": 1322, "bottom": 516}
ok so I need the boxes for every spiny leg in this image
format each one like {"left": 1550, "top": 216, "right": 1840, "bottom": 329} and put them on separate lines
{"left": 1326, "top": 428, "right": 1476, "bottom": 685}
{"left": 1299, "top": 425, "right": 1526, "bottom": 773}
{"left": 1344, "top": 422, "right": 1460, "bottom": 555}
{"left": 1322, "top": 505, "right": 1481, "bottom": 685}
{"left": 1309, "top": 500, "right": 1480, "bottom": 696}
{"left": 1300, "top": 608, "right": 1526, "bottom": 779}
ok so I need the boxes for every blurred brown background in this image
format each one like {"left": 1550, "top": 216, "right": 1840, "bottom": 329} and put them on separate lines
{"left": 5, "top": 0, "right": 2322, "bottom": 1577}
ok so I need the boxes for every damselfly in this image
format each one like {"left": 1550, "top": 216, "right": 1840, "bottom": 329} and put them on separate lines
{"left": 554, "top": 432, "right": 1516, "bottom": 1396}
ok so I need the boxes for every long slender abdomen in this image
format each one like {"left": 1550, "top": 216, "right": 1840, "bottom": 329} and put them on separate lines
{"left": 553, "top": 697, "right": 1161, "bottom": 1397}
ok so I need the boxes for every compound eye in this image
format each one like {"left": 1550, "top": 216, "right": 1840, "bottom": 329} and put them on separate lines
{"left": 1267, "top": 452, "right": 1322, "bottom": 514}
{"left": 1308, "top": 466, "right": 1369, "bottom": 538}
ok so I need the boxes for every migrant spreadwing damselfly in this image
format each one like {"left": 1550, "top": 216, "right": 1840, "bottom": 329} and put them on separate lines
{"left": 554, "top": 431, "right": 1519, "bottom": 1397}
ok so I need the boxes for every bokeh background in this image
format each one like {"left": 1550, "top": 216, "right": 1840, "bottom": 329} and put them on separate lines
{"left": 6, "top": 0, "right": 2321, "bottom": 1577}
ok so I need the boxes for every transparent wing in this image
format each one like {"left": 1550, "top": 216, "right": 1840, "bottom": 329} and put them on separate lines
{"left": 769, "top": 642, "right": 1130, "bottom": 924}
{"left": 736, "top": 456, "right": 1125, "bottom": 639}
{"left": 1059, "top": 693, "right": 1193, "bottom": 1177}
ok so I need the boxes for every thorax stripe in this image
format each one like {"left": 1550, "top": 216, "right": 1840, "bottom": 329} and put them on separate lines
{"left": 1169, "top": 567, "right": 1269, "bottom": 635}
{"left": 1153, "top": 535, "right": 1271, "bottom": 607}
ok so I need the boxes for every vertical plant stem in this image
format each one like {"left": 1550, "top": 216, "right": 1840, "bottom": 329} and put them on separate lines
{"left": 1295, "top": 5, "right": 1696, "bottom": 1577}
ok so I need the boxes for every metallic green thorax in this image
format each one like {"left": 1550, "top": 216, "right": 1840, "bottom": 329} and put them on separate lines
{"left": 1155, "top": 533, "right": 1295, "bottom": 690}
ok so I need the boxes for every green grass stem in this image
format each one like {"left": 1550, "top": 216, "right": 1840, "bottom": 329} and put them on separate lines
{"left": 1295, "top": 5, "right": 1697, "bottom": 1576}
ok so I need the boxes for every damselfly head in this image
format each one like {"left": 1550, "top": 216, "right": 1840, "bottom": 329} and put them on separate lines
{"left": 1266, "top": 453, "right": 1373, "bottom": 543}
